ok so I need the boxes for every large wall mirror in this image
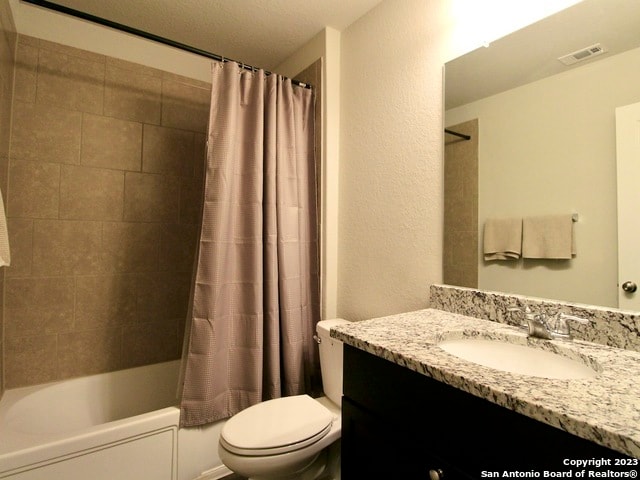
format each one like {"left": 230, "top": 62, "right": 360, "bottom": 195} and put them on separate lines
{"left": 444, "top": 0, "right": 640, "bottom": 310}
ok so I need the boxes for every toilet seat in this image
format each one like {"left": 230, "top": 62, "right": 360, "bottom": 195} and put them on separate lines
{"left": 220, "top": 395, "right": 334, "bottom": 456}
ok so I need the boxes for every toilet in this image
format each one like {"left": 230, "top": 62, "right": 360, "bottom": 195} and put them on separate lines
{"left": 218, "top": 319, "right": 349, "bottom": 480}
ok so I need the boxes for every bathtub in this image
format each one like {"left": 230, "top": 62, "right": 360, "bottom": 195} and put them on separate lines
{"left": 0, "top": 360, "right": 230, "bottom": 480}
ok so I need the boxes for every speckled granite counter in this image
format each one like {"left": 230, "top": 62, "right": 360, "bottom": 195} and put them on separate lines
{"left": 331, "top": 309, "right": 640, "bottom": 457}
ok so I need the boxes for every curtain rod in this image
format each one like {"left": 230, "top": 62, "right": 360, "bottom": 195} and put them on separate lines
{"left": 444, "top": 129, "right": 471, "bottom": 141}
{"left": 21, "top": 0, "right": 312, "bottom": 89}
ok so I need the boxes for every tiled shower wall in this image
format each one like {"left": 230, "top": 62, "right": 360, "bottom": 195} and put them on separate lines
{"left": 443, "top": 119, "right": 478, "bottom": 288}
{"left": 5, "top": 34, "right": 210, "bottom": 388}
{"left": 0, "top": 0, "right": 16, "bottom": 396}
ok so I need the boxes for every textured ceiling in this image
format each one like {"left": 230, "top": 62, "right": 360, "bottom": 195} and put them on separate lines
{"left": 47, "top": 0, "right": 383, "bottom": 70}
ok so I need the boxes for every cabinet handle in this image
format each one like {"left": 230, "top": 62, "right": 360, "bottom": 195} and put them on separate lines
{"left": 429, "top": 468, "right": 444, "bottom": 480}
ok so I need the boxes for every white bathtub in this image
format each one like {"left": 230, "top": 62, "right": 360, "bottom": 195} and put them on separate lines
{"left": 0, "top": 361, "right": 229, "bottom": 480}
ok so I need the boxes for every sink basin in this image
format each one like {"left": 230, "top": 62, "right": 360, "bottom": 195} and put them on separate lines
{"left": 438, "top": 338, "right": 597, "bottom": 379}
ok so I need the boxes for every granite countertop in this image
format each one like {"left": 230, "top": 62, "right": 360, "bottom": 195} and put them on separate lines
{"left": 331, "top": 309, "right": 640, "bottom": 457}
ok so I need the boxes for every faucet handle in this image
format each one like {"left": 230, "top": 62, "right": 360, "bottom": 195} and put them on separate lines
{"left": 507, "top": 306, "right": 533, "bottom": 328}
{"left": 558, "top": 313, "right": 590, "bottom": 324}
{"left": 550, "top": 313, "right": 590, "bottom": 339}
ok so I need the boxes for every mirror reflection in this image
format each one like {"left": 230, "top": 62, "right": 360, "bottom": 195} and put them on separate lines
{"left": 444, "top": 0, "right": 640, "bottom": 310}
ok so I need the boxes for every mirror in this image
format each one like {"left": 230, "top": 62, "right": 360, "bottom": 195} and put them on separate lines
{"left": 444, "top": 0, "right": 640, "bottom": 309}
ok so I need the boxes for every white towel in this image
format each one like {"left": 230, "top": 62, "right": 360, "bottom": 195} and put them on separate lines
{"left": 483, "top": 217, "right": 522, "bottom": 261}
{"left": 0, "top": 188, "right": 8, "bottom": 266}
{"left": 522, "top": 214, "right": 575, "bottom": 259}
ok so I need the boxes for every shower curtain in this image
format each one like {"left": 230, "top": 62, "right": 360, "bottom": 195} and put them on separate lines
{"left": 179, "top": 61, "right": 320, "bottom": 427}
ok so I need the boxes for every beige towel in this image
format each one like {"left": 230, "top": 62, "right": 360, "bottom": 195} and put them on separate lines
{"left": 483, "top": 217, "right": 522, "bottom": 261}
{"left": 522, "top": 214, "right": 575, "bottom": 259}
{"left": 0, "top": 188, "right": 9, "bottom": 266}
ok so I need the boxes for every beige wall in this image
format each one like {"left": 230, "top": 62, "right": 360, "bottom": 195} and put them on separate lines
{"left": 0, "top": 0, "right": 16, "bottom": 395}
{"left": 337, "top": 0, "right": 447, "bottom": 320}
{"left": 446, "top": 46, "right": 640, "bottom": 308}
{"left": 5, "top": 35, "right": 208, "bottom": 388}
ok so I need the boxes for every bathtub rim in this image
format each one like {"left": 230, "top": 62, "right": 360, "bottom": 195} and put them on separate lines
{"left": 0, "top": 361, "right": 182, "bottom": 476}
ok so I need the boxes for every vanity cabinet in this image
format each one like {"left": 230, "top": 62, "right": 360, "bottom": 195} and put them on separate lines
{"left": 341, "top": 345, "right": 630, "bottom": 479}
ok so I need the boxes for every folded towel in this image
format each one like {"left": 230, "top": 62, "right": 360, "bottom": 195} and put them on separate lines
{"left": 522, "top": 214, "right": 575, "bottom": 259}
{"left": 0, "top": 188, "right": 9, "bottom": 266}
{"left": 483, "top": 217, "right": 522, "bottom": 261}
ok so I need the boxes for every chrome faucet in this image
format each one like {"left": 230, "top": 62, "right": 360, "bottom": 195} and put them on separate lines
{"left": 508, "top": 307, "right": 589, "bottom": 340}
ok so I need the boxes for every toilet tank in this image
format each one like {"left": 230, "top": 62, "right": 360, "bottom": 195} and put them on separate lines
{"left": 316, "top": 319, "right": 350, "bottom": 406}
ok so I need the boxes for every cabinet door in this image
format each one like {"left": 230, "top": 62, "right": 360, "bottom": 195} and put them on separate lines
{"left": 342, "top": 397, "right": 477, "bottom": 480}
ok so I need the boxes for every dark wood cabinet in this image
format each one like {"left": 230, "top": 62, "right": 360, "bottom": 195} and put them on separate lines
{"left": 341, "top": 345, "right": 630, "bottom": 479}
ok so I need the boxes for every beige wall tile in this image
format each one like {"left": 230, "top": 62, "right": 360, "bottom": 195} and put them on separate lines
{"left": 76, "top": 275, "right": 138, "bottom": 328}
{"left": 142, "top": 124, "right": 195, "bottom": 176}
{"left": 17, "top": 34, "right": 39, "bottom": 48}
{"left": 81, "top": 114, "right": 142, "bottom": 171}
{"left": 14, "top": 42, "right": 38, "bottom": 102}
{"left": 5, "top": 276, "right": 75, "bottom": 337}
{"left": 38, "top": 38, "right": 105, "bottom": 63}
{"left": 193, "top": 133, "right": 206, "bottom": 179}
{"left": 106, "top": 57, "right": 162, "bottom": 78}
{"left": 36, "top": 47, "right": 105, "bottom": 114}
{"left": 0, "top": 82, "right": 13, "bottom": 162}
{"left": 58, "top": 328, "right": 123, "bottom": 378}
{"left": 161, "top": 80, "right": 210, "bottom": 133}
{"left": 104, "top": 64, "right": 162, "bottom": 124}
{"left": 0, "top": 277, "right": 2, "bottom": 394}
{"left": 60, "top": 164, "right": 125, "bottom": 221}
{"left": 6, "top": 217, "right": 32, "bottom": 277}
{"left": 11, "top": 100, "right": 82, "bottom": 164}
{"left": 443, "top": 119, "right": 478, "bottom": 288}
{"left": 162, "top": 71, "right": 210, "bottom": 89}
{"left": 5, "top": 335, "right": 58, "bottom": 388}
{"left": 180, "top": 176, "right": 204, "bottom": 224}
{"left": 101, "top": 222, "right": 161, "bottom": 272}
{"left": 0, "top": 3, "right": 15, "bottom": 397}
{"left": 7, "top": 160, "right": 60, "bottom": 218}
{"left": 136, "top": 271, "right": 190, "bottom": 323}
{"left": 0, "top": 154, "right": 7, "bottom": 192}
{"left": 32, "top": 220, "right": 106, "bottom": 275}
{"left": 159, "top": 223, "right": 199, "bottom": 272}
{"left": 4, "top": 37, "right": 208, "bottom": 388}
{"left": 124, "top": 172, "right": 180, "bottom": 222}
{"left": 122, "top": 319, "right": 178, "bottom": 368}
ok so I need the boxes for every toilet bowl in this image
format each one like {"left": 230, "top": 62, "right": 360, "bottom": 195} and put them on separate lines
{"left": 218, "top": 319, "right": 349, "bottom": 480}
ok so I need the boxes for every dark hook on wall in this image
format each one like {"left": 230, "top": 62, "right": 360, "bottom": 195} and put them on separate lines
{"left": 444, "top": 129, "right": 471, "bottom": 141}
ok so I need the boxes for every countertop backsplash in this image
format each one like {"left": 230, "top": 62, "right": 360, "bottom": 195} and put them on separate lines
{"left": 430, "top": 284, "right": 640, "bottom": 352}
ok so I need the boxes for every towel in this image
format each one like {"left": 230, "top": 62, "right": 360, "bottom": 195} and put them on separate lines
{"left": 483, "top": 217, "right": 522, "bottom": 261}
{"left": 0, "top": 188, "right": 9, "bottom": 266}
{"left": 522, "top": 214, "right": 575, "bottom": 259}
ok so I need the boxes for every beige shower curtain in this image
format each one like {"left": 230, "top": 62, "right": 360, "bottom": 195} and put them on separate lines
{"left": 179, "top": 62, "right": 320, "bottom": 427}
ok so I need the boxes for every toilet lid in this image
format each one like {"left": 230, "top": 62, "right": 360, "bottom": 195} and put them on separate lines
{"left": 220, "top": 395, "right": 334, "bottom": 456}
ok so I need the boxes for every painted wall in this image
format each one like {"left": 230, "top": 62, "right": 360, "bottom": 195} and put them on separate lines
{"left": 337, "top": 0, "right": 445, "bottom": 320}
{"left": 0, "top": 0, "right": 16, "bottom": 395}
{"left": 446, "top": 46, "right": 640, "bottom": 308}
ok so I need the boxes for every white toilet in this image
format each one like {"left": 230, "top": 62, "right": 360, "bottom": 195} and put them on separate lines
{"left": 218, "top": 319, "right": 349, "bottom": 480}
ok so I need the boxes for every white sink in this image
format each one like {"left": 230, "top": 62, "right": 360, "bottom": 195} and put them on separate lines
{"left": 438, "top": 338, "right": 598, "bottom": 379}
